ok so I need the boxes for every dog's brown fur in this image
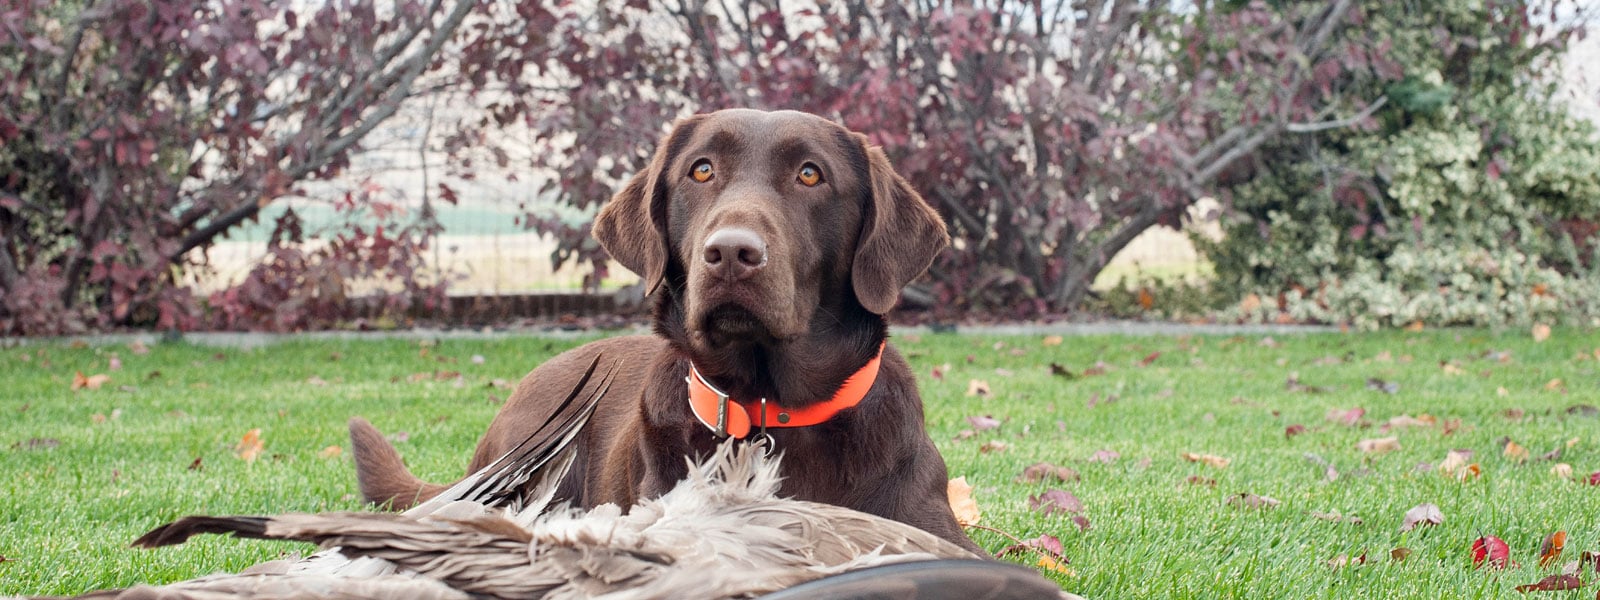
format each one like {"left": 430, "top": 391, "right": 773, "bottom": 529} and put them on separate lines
{"left": 349, "top": 109, "right": 977, "bottom": 552}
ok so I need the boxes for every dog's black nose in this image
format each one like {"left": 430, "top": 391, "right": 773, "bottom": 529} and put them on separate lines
{"left": 703, "top": 227, "right": 767, "bottom": 280}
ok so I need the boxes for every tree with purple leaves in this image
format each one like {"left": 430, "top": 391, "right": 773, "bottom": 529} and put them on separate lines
{"left": 0, "top": 1, "right": 1462, "bottom": 333}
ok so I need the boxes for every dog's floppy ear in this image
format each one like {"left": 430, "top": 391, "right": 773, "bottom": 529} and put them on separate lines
{"left": 852, "top": 140, "right": 950, "bottom": 315}
{"left": 593, "top": 116, "right": 702, "bottom": 295}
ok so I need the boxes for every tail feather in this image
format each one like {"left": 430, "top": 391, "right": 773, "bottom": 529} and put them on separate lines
{"left": 131, "top": 515, "right": 272, "bottom": 548}
{"left": 349, "top": 417, "right": 449, "bottom": 510}
{"left": 349, "top": 355, "right": 614, "bottom": 513}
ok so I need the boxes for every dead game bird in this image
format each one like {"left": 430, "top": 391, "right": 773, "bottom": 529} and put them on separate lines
{"left": 32, "top": 357, "right": 1077, "bottom": 599}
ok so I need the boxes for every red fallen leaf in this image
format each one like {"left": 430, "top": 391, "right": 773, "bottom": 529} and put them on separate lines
{"left": 1399, "top": 503, "right": 1443, "bottom": 532}
{"left": 1588, "top": 471, "right": 1600, "bottom": 486}
{"left": 1514, "top": 574, "right": 1581, "bottom": 592}
{"left": 967, "top": 415, "right": 1001, "bottom": 430}
{"left": 1539, "top": 531, "right": 1567, "bottom": 568}
{"left": 930, "top": 364, "right": 948, "bottom": 381}
{"left": 1072, "top": 515, "right": 1092, "bottom": 532}
{"left": 187, "top": 457, "right": 202, "bottom": 471}
{"left": 1016, "top": 462, "right": 1081, "bottom": 484}
{"left": 1472, "top": 535, "right": 1515, "bottom": 570}
{"left": 1326, "top": 407, "right": 1365, "bottom": 426}
{"left": 1285, "top": 424, "right": 1307, "bottom": 439}
{"left": 1138, "top": 351, "right": 1161, "bottom": 367}
{"left": 1028, "top": 489, "right": 1084, "bottom": 516}
{"left": 995, "top": 534, "right": 1064, "bottom": 559}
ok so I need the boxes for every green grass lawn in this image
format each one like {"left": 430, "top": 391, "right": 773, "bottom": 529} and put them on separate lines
{"left": 2, "top": 329, "right": 1597, "bottom": 598}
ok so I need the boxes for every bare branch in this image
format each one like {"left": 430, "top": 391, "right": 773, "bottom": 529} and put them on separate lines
{"left": 1286, "top": 96, "right": 1388, "bottom": 132}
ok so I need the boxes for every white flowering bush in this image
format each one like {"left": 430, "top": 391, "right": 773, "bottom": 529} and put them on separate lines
{"left": 1204, "top": 90, "right": 1600, "bottom": 329}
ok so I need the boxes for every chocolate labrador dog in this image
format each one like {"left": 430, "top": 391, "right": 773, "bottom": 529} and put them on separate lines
{"left": 349, "top": 109, "right": 978, "bottom": 552}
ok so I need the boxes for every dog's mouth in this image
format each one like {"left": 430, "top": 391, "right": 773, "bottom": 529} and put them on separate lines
{"left": 695, "top": 303, "right": 776, "bottom": 347}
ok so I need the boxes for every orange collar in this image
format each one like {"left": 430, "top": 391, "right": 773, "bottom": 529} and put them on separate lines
{"left": 686, "top": 342, "right": 885, "bottom": 439}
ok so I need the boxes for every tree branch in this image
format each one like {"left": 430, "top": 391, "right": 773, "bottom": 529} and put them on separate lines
{"left": 1286, "top": 96, "right": 1387, "bottom": 132}
{"left": 169, "top": 0, "right": 477, "bottom": 262}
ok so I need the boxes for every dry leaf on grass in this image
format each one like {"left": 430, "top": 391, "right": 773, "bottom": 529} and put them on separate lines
{"left": 1087, "top": 450, "right": 1120, "bottom": 464}
{"left": 1503, "top": 439, "right": 1529, "bottom": 463}
{"left": 1399, "top": 503, "right": 1443, "bottom": 532}
{"left": 978, "top": 440, "right": 1009, "bottom": 454}
{"left": 1028, "top": 489, "right": 1084, "bottom": 516}
{"left": 1513, "top": 574, "right": 1580, "bottom": 593}
{"left": 1356, "top": 437, "right": 1401, "bottom": 454}
{"left": 1539, "top": 531, "right": 1567, "bottom": 569}
{"left": 1326, "top": 407, "right": 1365, "bottom": 426}
{"left": 1016, "top": 462, "right": 1081, "bottom": 484}
{"left": 967, "top": 415, "right": 1001, "bottom": 430}
{"left": 1042, "top": 335, "right": 1063, "bottom": 347}
{"left": 71, "top": 372, "right": 111, "bottom": 391}
{"left": 947, "top": 477, "right": 980, "bottom": 526}
{"left": 1470, "top": 535, "right": 1515, "bottom": 570}
{"left": 965, "top": 379, "right": 991, "bottom": 397}
{"left": 1439, "top": 450, "right": 1480, "bottom": 481}
{"left": 1227, "top": 493, "right": 1280, "bottom": 510}
{"left": 1182, "top": 452, "right": 1230, "bottom": 468}
{"left": 1310, "top": 511, "right": 1363, "bottom": 525}
{"left": 1532, "top": 323, "right": 1552, "bottom": 342}
{"left": 1550, "top": 463, "right": 1573, "bottom": 480}
{"left": 996, "top": 533, "right": 1064, "bottom": 559}
{"left": 317, "top": 445, "right": 343, "bottom": 459}
{"left": 234, "top": 428, "right": 264, "bottom": 462}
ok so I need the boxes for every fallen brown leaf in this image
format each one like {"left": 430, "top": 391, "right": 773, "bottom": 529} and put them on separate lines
{"left": 1504, "top": 439, "right": 1529, "bottom": 463}
{"left": 1328, "top": 552, "right": 1368, "bottom": 569}
{"left": 978, "top": 440, "right": 1009, "bottom": 454}
{"left": 1087, "top": 450, "right": 1120, "bottom": 464}
{"left": 1326, "top": 407, "right": 1365, "bottom": 426}
{"left": 1016, "top": 462, "right": 1081, "bottom": 484}
{"left": 1399, "top": 503, "right": 1443, "bottom": 532}
{"left": 948, "top": 477, "right": 980, "bottom": 526}
{"left": 1539, "top": 531, "right": 1567, "bottom": 569}
{"left": 1552, "top": 463, "right": 1574, "bottom": 480}
{"left": 1532, "top": 323, "right": 1552, "bottom": 342}
{"left": 1311, "top": 511, "right": 1363, "bottom": 525}
{"left": 1182, "top": 452, "right": 1230, "bottom": 468}
{"left": 1513, "top": 574, "right": 1580, "bottom": 593}
{"left": 1138, "top": 351, "right": 1161, "bottom": 367}
{"left": 1226, "top": 493, "right": 1280, "bottom": 510}
{"left": 1390, "top": 547, "right": 1412, "bottom": 562}
{"left": 71, "top": 371, "right": 111, "bottom": 391}
{"left": 234, "top": 428, "right": 264, "bottom": 462}
{"left": 1285, "top": 424, "right": 1307, "bottom": 439}
{"left": 1042, "top": 335, "right": 1063, "bottom": 347}
{"left": 1184, "top": 475, "right": 1217, "bottom": 488}
{"left": 996, "top": 533, "right": 1064, "bottom": 560}
{"left": 1028, "top": 489, "right": 1084, "bottom": 516}
{"left": 317, "top": 445, "right": 343, "bottom": 459}
{"left": 967, "top": 415, "right": 1002, "bottom": 430}
{"left": 1356, "top": 437, "right": 1401, "bottom": 454}
{"left": 965, "top": 379, "right": 991, "bottom": 397}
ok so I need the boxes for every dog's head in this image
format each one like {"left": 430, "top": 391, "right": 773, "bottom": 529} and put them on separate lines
{"left": 594, "top": 109, "right": 947, "bottom": 352}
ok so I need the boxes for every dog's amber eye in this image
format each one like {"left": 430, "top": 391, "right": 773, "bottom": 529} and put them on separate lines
{"left": 798, "top": 163, "right": 823, "bottom": 187}
{"left": 690, "top": 160, "right": 714, "bottom": 183}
